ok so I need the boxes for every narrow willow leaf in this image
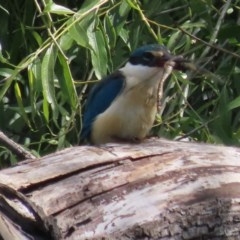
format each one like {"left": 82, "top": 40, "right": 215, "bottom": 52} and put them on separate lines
{"left": 0, "top": 68, "right": 22, "bottom": 101}
{"left": 41, "top": 44, "right": 58, "bottom": 122}
{"left": 44, "top": 2, "right": 75, "bottom": 15}
{"left": 57, "top": 119, "right": 68, "bottom": 150}
{"left": 78, "top": 0, "right": 107, "bottom": 15}
{"left": 182, "top": 21, "right": 206, "bottom": 29}
{"left": 0, "top": 68, "right": 15, "bottom": 78}
{"left": 59, "top": 33, "right": 74, "bottom": 51}
{"left": 14, "top": 82, "right": 30, "bottom": 126}
{"left": 68, "top": 14, "right": 94, "bottom": 49}
{"left": 43, "top": 97, "right": 49, "bottom": 123}
{"left": 56, "top": 52, "right": 78, "bottom": 108}
{"left": 27, "top": 67, "right": 38, "bottom": 118}
{"left": 31, "top": 31, "right": 43, "bottom": 46}
{"left": 30, "top": 58, "right": 43, "bottom": 94}
{"left": 119, "top": 28, "right": 129, "bottom": 45}
{"left": 88, "top": 20, "right": 108, "bottom": 79}
{"left": 125, "top": 0, "right": 139, "bottom": 10}
{"left": 227, "top": 96, "right": 240, "bottom": 111}
{"left": 68, "top": 0, "right": 108, "bottom": 49}
{"left": 107, "top": 1, "right": 131, "bottom": 35}
{"left": 167, "top": 30, "right": 182, "bottom": 49}
{"left": 0, "top": 45, "right": 8, "bottom": 63}
{"left": 217, "top": 87, "right": 231, "bottom": 133}
{"left": 104, "top": 14, "right": 116, "bottom": 47}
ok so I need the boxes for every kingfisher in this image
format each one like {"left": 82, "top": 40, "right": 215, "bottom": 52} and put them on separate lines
{"left": 80, "top": 44, "right": 186, "bottom": 145}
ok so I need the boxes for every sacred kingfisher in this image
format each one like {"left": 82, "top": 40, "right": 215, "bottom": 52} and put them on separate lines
{"left": 81, "top": 44, "right": 186, "bottom": 145}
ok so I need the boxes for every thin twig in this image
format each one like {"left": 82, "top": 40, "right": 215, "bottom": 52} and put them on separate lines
{"left": 175, "top": 117, "right": 216, "bottom": 141}
{"left": 200, "top": 0, "right": 232, "bottom": 58}
{"left": 0, "top": 131, "right": 37, "bottom": 160}
{"left": 179, "top": 27, "right": 240, "bottom": 60}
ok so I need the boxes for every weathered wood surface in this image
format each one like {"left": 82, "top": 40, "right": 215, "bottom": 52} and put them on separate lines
{"left": 0, "top": 138, "right": 240, "bottom": 240}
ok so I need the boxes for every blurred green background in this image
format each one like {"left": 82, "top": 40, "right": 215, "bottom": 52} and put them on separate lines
{"left": 0, "top": 0, "right": 240, "bottom": 167}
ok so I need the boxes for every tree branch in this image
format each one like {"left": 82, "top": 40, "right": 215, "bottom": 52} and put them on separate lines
{"left": 0, "top": 131, "right": 36, "bottom": 160}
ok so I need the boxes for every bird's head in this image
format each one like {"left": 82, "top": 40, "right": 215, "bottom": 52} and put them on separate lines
{"left": 129, "top": 44, "right": 186, "bottom": 70}
{"left": 120, "top": 44, "right": 187, "bottom": 85}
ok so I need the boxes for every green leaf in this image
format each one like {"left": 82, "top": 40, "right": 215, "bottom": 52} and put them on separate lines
{"left": 125, "top": 0, "right": 139, "bottom": 10}
{"left": 30, "top": 58, "right": 43, "bottom": 94}
{"left": 0, "top": 68, "right": 16, "bottom": 78}
{"left": 43, "top": 97, "right": 49, "bottom": 123}
{"left": 27, "top": 67, "right": 37, "bottom": 118}
{"left": 119, "top": 28, "right": 129, "bottom": 45}
{"left": 68, "top": 14, "right": 94, "bottom": 49}
{"left": 0, "top": 68, "right": 20, "bottom": 101}
{"left": 59, "top": 33, "right": 74, "bottom": 51}
{"left": 77, "top": 0, "right": 106, "bottom": 15}
{"left": 14, "top": 82, "right": 31, "bottom": 126}
{"left": 56, "top": 52, "right": 78, "bottom": 108}
{"left": 44, "top": 2, "right": 75, "bottom": 15}
{"left": 88, "top": 20, "right": 108, "bottom": 79}
{"left": 107, "top": 0, "right": 131, "bottom": 35}
{"left": 219, "top": 24, "right": 240, "bottom": 42}
{"left": 31, "top": 31, "right": 43, "bottom": 46}
{"left": 41, "top": 44, "right": 58, "bottom": 122}
{"left": 104, "top": 14, "right": 116, "bottom": 47}
{"left": 181, "top": 21, "right": 206, "bottom": 29}
{"left": 227, "top": 96, "right": 240, "bottom": 111}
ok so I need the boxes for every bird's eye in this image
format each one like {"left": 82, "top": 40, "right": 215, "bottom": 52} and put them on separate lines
{"left": 142, "top": 52, "right": 154, "bottom": 63}
{"left": 129, "top": 51, "right": 158, "bottom": 65}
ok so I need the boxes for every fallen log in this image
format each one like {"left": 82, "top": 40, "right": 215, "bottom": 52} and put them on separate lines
{"left": 0, "top": 138, "right": 240, "bottom": 240}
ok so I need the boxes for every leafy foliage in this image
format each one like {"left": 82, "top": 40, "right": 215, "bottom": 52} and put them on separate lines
{"left": 0, "top": 0, "right": 240, "bottom": 166}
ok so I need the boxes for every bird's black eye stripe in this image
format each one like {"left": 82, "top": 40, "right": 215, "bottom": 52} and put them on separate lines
{"left": 129, "top": 52, "right": 155, "bottom": 65}
{"left": 142, "top": 52, "right": 154, "bottom": 62}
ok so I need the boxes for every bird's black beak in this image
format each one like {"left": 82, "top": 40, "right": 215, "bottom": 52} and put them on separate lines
{"left": 169, "top": 55, "right": 190, "bottom": 71}
{"left": 153, "top": 50, "right": 189, "bottom": 71}
{"left": 162, "top": 52, "right": 191, "bottom": 71}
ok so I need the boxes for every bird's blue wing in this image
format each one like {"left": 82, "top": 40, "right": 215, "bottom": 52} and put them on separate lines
{"left": 80, "top": 71, "right": 125, "bottom": 142}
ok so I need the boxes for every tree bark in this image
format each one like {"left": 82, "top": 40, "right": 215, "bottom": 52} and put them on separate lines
{"left": 0, "top": 138, "right": 240, "bottom": 240}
